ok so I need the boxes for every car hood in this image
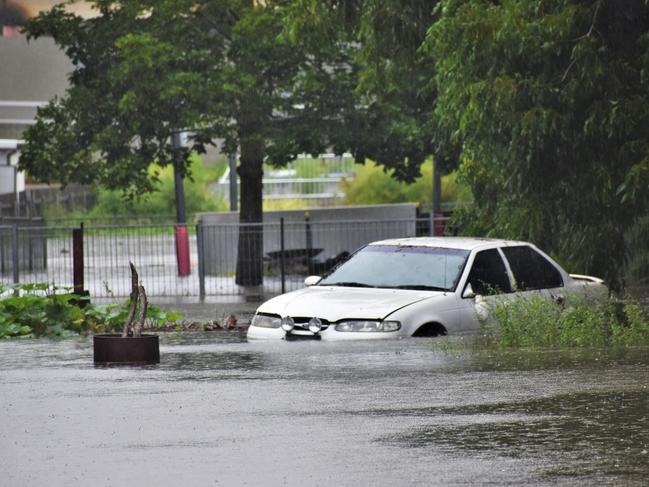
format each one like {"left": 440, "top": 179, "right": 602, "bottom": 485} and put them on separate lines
{"left": 256, "top": 286, "right": 442, "bottom": 322}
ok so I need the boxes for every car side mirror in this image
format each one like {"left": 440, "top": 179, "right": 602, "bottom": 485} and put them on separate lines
{"left": 462, "top": 283, "right": 476, "bottom": 299}
{"left": 304, "top": 275, "right": 322, "bottom": 287}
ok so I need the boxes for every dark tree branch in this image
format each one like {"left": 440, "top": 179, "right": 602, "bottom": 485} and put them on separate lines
{"left": 121, "top": 262, "right": 139, "bottom": 337}
{"left": 134, "top": 284, "right": 148, "bottom": 338}
{"left": 559, "top": 0, "right": 604, "bottom": 84}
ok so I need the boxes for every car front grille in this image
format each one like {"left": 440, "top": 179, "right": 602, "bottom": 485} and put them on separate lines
{"left": 285, "top": 333, "right": 322, "bottom": 341}
{"left": 290, "top": 317, "right": 330, "bottom": 332}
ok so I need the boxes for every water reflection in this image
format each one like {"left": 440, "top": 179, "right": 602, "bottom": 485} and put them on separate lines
{"left": 162, "top": 351, "right": 265, "bottom": 375}
{"left": 467, "top": 346, "right": 649, "bottom": 372}
{"left": 427, "top": 338, "right": 649, "bottom": 372}
{"left": 1, "top": 333, "right": 648, "bottom": 486}
{"left": 385, "top": 389, "right": 649, "bottom": 483}
{"left": 159, "top": 330, "right": 248, "bottom": 346}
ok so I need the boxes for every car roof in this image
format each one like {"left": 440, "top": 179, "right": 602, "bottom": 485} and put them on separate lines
{"left": 368, "top": 236, "right": 531, "bottom": 251}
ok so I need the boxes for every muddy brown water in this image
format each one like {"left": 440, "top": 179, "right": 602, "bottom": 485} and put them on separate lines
{"left": 0, "top": 333, "right": 647, "bottom": 486}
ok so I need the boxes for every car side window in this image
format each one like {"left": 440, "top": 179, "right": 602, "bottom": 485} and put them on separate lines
{"left": 466, "top": 249, "right": 512, "bottom": 296}
{"left": 501, "top": 245, "right": 563, "bottom": 291}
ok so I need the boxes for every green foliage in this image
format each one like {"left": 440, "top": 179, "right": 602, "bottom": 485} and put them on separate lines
{"left": 339, "top": 160, "right": 472, "bottom": 206}
{"left": 24, "top": 0, "right": 649, "bottom": 292}
{"left": 84, "top": 302, "right": 183, "bottom": 334}
{"left": 21, "top": 0, "right": 212, "bottom": 197}
{"left": 89, "top": 155, "right": 226, "bottom": 218}
{"left": 429, "top": 0, "right": 649, "bottom": 290}
{"left": 485, "top": 294, "right": 649, "bottom": 349}
{"left": 287, "top": 0, "right": 456, "bottom": 182}
{"left": 0, "top": 284, "right": 85, "bottom": 338}
{"left": 22, "top": 0, "right": 364, "bottom": 286}
{"left": 21, "top": 0, "right": 360, "bottom": 195}
{"left": 263, "top": 199, "right": 318, "bottom": 211}
{"left": 0, "top": 283, "right": 181, "bottom": 338}
{"left": 611, "top": 303, "right": 649, "bottom": 346}
{"left": 624, "top": 216, "right": 649, "bottom": 288}
{"left": 42, "top": 155, "right": 227, "bottom": 223}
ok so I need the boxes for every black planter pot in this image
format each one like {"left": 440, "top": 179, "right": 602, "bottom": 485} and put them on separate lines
{"left": 93, "top": 334, "right": 160, "bottom": 364}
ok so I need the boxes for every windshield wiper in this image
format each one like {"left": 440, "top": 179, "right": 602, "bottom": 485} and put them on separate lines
{"left": 323, "top": 281, "right": 375, "bottom": 288}
{"left": 393, "top": 284, "right": 449, "bottom": 291}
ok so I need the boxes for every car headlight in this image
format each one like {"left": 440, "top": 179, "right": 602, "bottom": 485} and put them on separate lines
{"left": 308, "top": 317, "right": 323, "bottom": 333}
{"left": 251, "top": 314, "right": 281, "bottom": 329}
{"left": 334, "top": 320, "right": 401, "bottom": 332}
{"left": 281, "top": 316, "right": 295, "bottom": 332}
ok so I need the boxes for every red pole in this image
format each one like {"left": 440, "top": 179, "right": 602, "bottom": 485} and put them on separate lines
{"left": 434, "top": 212, "right": 445, "bottom": 237}
{"left": 175, "top": 225, "right": 191, "bottom": 277}
{"left": 72, "top": 223, "right": 84, "bottom": 294}
{"left": 72, "top": 223, "right": 89, "bottom": 306}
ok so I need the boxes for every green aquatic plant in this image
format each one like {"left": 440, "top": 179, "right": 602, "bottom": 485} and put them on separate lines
{"left": 0, "top": 283, "right": 181, "bottom": 338}
{"left": 0, "top": 283, "right": 85, "bottom": 338}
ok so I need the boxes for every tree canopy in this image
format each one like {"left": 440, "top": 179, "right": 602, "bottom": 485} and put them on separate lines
{"left": 287, "top": 0, "right": 457, "bottom": 182}
{"left": 22, "top": 0, "right": 358, "bottom": 189}
{"left": 22, "top": 0, "right": 360, "bottom": 284}
{"left": 429, "top": 0, "right": 649, "bottom": 289}
{"left": 20, "top": 0, "right": 649, "bottom": 289}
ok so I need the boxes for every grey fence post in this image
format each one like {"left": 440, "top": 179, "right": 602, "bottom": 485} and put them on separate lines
{"left": 305, "top": 212, "right": 312, "bottom": 274}
{"left": 305, "top": 213, "right": 313, "bottom": 251}
{"left": 1, "top": 227, "right": 5, "bottom": 274}
{"left": 229, "top": 152, "right": 238, "bottom": 212}
{"left": 43, "top": 227, "right": 47, "bottom": 269}
{"left": 28, "top": 228, "right": 34, "bottom": 271}
{"left": 12, "top": 224, "right": 19, "bottom": 284}
{"left": 280, "top": 218, "right": 286, "bottom": 294}
{"left": 196, "top": 220, "right": 206, "bottom": 300}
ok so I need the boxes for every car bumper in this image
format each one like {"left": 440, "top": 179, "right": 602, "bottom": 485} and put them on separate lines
{"left": 246, "top": 325, "right": 401, "bottom": 341}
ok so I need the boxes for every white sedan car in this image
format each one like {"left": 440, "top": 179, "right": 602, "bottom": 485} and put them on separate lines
{"left": 247, "top": 237, "right": 606, "bottom": 341}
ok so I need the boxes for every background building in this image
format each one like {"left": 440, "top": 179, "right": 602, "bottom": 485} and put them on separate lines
{"left": 0, "top": 1, "right": 90, "bottom": 217}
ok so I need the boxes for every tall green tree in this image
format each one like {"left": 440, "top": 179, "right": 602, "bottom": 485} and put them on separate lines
{"left": 286, "top": 0, "right": 459, "bottom": 185}
{"left": 21, "top": 0, "right": 357, "bottom": 285}
{"left": 429, "top": 0, "right": 649, "bottom": 289}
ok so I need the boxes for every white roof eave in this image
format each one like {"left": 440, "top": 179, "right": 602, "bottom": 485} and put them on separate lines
{"left": 0, "top": 139, "right": 24, "bottom": 150}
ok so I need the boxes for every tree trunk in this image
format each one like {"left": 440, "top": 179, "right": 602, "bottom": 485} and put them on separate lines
{"left": 235, "top": 132, "right": 264, "bottom": 286}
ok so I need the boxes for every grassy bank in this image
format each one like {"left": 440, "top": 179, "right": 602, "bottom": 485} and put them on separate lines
{"left": 483, "top": 294, "right": 649, "bottom": 348}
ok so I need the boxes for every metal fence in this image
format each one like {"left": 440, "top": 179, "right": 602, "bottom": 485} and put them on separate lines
{"left": 1, "top": 223, "right": 74, "bottom": 289}
{"left": 0, "top": 215, "right": 454, "bottom": 300}
{"left": 213, "top": 154, "right": 356, "bottom": 208}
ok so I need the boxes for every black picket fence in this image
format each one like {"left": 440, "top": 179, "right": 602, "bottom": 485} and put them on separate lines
{"left": 0, "top": 215, "right": 454, "bottom": 300}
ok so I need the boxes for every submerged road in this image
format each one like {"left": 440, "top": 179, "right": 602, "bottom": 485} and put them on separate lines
{"left": 1, "top": 333, "right": 648, "bottom": 486}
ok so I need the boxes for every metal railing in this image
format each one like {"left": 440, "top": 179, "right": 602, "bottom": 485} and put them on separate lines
{"left": 213, "top": 153, "right": 356, "bottom": 208}
{"left": 0, "top": 215, "right": 455, "bottom": 300}
{"left": 1, "top": 223, "right": 73, "bottom": 289}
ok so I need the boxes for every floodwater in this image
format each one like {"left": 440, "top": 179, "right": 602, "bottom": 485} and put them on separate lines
{"left": 0, "top": 333, "right": 647, "bottom": 487}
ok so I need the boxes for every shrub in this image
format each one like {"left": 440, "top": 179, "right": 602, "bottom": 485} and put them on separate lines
{"left": 485, "top": 294, "right": 649, "bottom": 348}
{"left": 339, "top": 160, "right": 472, "bottom": 207}
{"left": 0, "top": 283, "right": 181, "bottom": 338}
{"left": 0, "top": 284, "right": 85, "bottom": 338}
{"left": 625, "top": 216, "right": 649, "bottom": 288}
{"left": 90, "top": 155, "right": 227, "bottom": 217}
{"left": 84, "top": 301, "right": 182, "bottom": 334}
{"left": 44, "top": 154, "right": 227, "bottom": 222}
{"left": 611, "top": 303, "right": 649, "bottom": 346}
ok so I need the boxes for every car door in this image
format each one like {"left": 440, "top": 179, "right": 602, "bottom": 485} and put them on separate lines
{"left": 458, "top": 248, "right": 514, "bottom": 329}
{"left": 500, "top": 245, "right": 565, "bottom": 302}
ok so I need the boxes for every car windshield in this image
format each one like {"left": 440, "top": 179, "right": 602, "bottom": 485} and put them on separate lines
{"left": 319, "top": 245, "right": 470, "bottom": 291}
